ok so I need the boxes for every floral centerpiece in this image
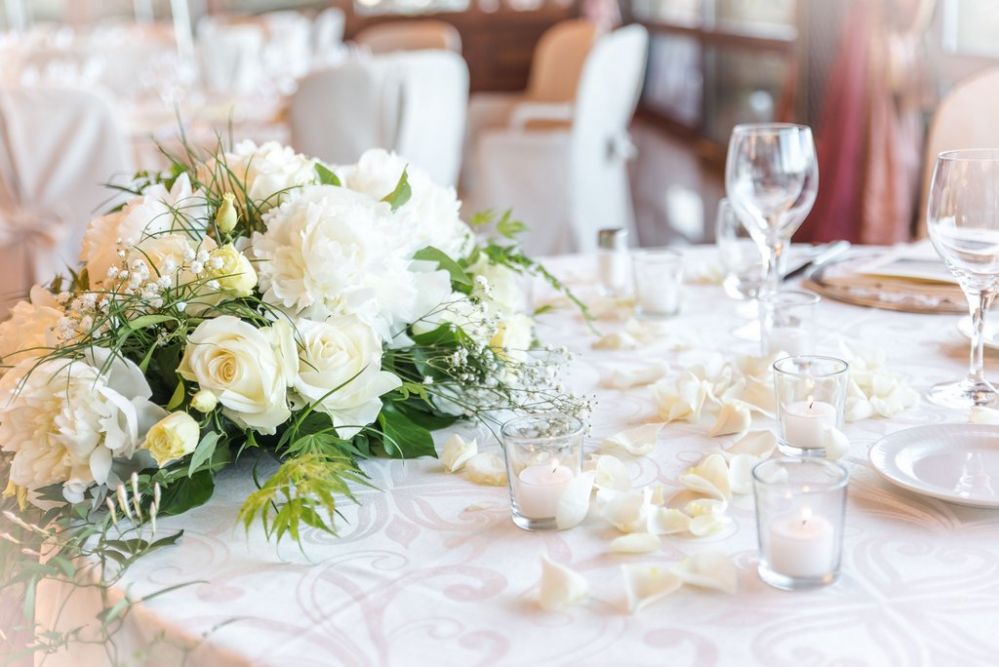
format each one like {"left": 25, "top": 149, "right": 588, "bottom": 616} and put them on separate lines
{"left": 0, "top": 139, "right": 587, "bottom": 651}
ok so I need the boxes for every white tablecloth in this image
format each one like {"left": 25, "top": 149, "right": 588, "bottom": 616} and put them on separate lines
{"left": 36, "top": 251, "right": 999, "bottom": 667}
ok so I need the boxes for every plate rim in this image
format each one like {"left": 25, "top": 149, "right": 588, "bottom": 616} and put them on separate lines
{"left": 868, "top": 423, "right": 999, "bottom": 508}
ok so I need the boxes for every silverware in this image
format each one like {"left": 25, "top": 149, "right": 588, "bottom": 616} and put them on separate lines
{"left": 783, "top": 241, "right": 851, "bottom": 281}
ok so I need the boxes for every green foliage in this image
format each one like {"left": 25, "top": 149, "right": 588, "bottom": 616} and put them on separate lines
{"left": 414, "top": 246, "right": 474, "bottom": 291}
{"left": 381, "top": 168, "right": 412, "bottom": 211}
{"left": 314, "top": 162, "right": 341, "bottom": 186}
{"left": 375, "top": 401, "right": 437, "bottom": 459}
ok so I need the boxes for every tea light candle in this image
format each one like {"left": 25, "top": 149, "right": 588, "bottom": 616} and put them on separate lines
{"left": 767, "top": 507, "right": 836, "bottom": 578}
{"left": 766, "top": 326, "right": 810, "bottom": 356}
{"left": 516, "top": 461, "right": 574, "bottom": 519}
{"left": 782, "top": 398, "right": 837, "bottom": 450}
{"left": 637, "top": 284, "right": 679, "bottom": 315}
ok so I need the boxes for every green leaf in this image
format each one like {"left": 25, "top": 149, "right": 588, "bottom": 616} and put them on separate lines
{"left": 97, "top": 597, "right": 130, "bottom": 625}
{"left": 315, "top": 162, "right": 341, "bottom": 186}
{"left": 469, "top": 209, "right": 494, "bottom": 227}
{"left": 156, "top": 470, "right": 215, "bottom": 516}
{"left": 188, "top": 431, "right": 219, "bottom": 476}
{"left": 376, "top": 401, "right": 436, "bottom": 459}
{"left": 496, "top": 210, "right": 528, "bottom": 239}
{"left": 413, "top": 246, "right": 473, "bottom": 288}
{"left": 166, "top": 379, "right": 185, "bottom": 410}
{"left": 381, "top": 168, "right": 411, "bottom": 211}
{"left": 127, "top": 314, "right": 175, "bottom": 330}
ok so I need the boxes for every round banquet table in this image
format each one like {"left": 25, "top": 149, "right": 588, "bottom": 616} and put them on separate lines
{"left": 35, "top": 250, "right": 999, "bottom": 667}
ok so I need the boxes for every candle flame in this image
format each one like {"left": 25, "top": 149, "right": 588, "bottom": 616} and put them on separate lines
{"left": 550, "top": 458, "right": 560, "bottom": 474}
{"left": 807, "top": 395, "right": 814, "bottom": 410}
{"left": 800, "top": 506, "right": 813, "bottom": 526}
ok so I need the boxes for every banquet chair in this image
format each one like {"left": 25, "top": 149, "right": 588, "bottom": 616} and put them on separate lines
{"left": 196, "top": 18, "right": 265, "bottom": 94}
{"left": 465, "top": 25, "right": 648, "bottom": 255}
{"left": 313, "top": 7, "right": 346, "bottom": 63}
{"left": 354, "top": 20, "right": 461, "bottom": 54}
{"left": 461, "top": 19, "right": 599, "bottom": 193}
{"left": 0, "top": 87, "right": 132, "bottom": 316}
{"left": 290, "top": 50, "right": 468, "bottom": 186}
{"left": 917, "top": 67, "right": 999, "bottom": 236}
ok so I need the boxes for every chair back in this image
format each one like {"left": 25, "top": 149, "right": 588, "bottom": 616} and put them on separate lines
{"left": 196, "top": 19, "right": 265, "bottom": 94}
{"left": 355, "top": 20, "right": 461, "bottom": 54}
{"left": 918, "top": 68, "right": 999, "bottom": 235}
{"left": 568, "top": 24, "right": 648, "bottom": 251}
{"left": 527, "top": 19, "right": 599, "bottom": 103}
{"left": 0, "top": 87, "right": 131, "bottom": 314}
{"left": 313, "top": 7, "right": 346, "bottom": 61}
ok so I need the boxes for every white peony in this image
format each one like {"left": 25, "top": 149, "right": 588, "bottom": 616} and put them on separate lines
{"left": 0, "top": 286, "right": 64, "bottom": 372}
{"left": 178, "top": 316, "right": 297, "bottom": 434}
{"left": 82, "top": 173, "right": 208, "bottom": 285}
{"left": 489, "top": 313, "right": 534, "bottom": 362}
{"left": 468, "top": 254, "right": 530, "bottom": 318}
{"left": 0, "top": 348, "right": 166, "bottom": 503}
{"left": 209, "top": 140, "right": 317, "bottom": 209}
{"left": 339, "top": 149, "right": 474, "bottom": 259}
{"left": 292, "top": 316, "right": 401, "bottom": 438}
{"left": 251, "top": 185, "right": 451, "bottom": 339}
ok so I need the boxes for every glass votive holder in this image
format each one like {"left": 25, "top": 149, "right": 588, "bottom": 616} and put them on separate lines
{"left": 632, "top": 248, "right": 683, "bottom": 319}
{"left": 753, "top": 457, "right": 849, "bottom": 591}
{"left": 501, "top": 412, "right": 585, "bottom": 531}
{"left": 773, "top": 355, "right": 849, "bottom": 457}
{"left": 759, "top": 290, "right": 820, "bottom": 356}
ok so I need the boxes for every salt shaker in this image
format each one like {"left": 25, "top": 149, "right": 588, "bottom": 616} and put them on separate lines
{"left": 597, "top": 228, "right": 629, "bottom": 296}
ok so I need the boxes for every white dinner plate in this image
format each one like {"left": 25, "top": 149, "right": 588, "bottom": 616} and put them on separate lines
{"left": 956, "top": 317, "right": 999, "bottom": 351}
{"left": 869, "top": 424, "right": 999, "bottom": 508}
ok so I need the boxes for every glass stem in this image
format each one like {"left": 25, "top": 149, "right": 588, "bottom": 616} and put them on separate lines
{"left": 763, "top": 231, "right": 785, "bottom": 299}
{"left": 968, "top": 288, "right": 995, "bottom": 385}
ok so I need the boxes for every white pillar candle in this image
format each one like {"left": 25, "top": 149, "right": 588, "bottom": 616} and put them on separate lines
{"left": 516, "top": 462, "right": 574, "bottom": 519}
{"left": 766, "top": 508, "right": 836, "bottom": 578}
{"left": 782, "top": 399, "right": 836, "bottom": 450}
{"left": 765, "top": 326, "right": 810, "bottom": 356}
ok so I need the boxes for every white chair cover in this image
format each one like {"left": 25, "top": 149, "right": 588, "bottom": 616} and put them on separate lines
{"left": 918, "top": 68, "right": 999, "bottom": 236}
{"left": 260, "top": 10, "right": 313, "bottom": 81}
{"left": 290, "top": 51, "right": 468, "bottom": 186}
{"left": 313, "top": 7, "right": 346, "bottom": 63}
{"left": 467, "top": 25, "right": 648, "bottom": 255}
{"left": 196, "top": 18, "right": 265, "bottom": 94}
{"left": 0, "top": 87, "right": 132, "bottom": 314}
{"left": 355, "top": 20, "right": 462, "bottom": 54}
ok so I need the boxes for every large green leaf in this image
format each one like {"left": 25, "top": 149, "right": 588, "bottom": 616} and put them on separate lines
{"left": 156, "top": 470, "right": 215, "bottom": 516}
{"left": 414, "top": 246, "right": 473, "bottom": 289}
{"left": 381, "top": 168, "right": 411, "bottom": 211}
{"left": 314, "top": 162, "right": 341, "bottom": 186}
{"left": 376, "top": 402, "right": 437, "bottom": 459}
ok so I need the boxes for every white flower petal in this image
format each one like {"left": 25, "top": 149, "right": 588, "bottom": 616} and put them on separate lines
{"left": 600, "top": 365, "right": 667, "bottom": 389}
{"left": 556, "top": 471, "right": 596, "bottom": 530}
{"left": 621, "top": 564, "right": 682, "bottom": 613}
{"left": 440, "top": 434, "right": 477, "bottom": 472}
{"left": 601, "top": 489, "right": 648, "bottom": 533}
{"left": 727, "top": 453, "right": 759, "bottom": 495}
{"left": 538, "top": 557, "right": 589, "bottom": 611}
{"left": 593, "top": 331, "right": 640, "bottom": 350}
{"left": 646, "top": 507, "right": 691, "bottom": 535}
{"left": 652, "top": 373, "right": 708, "bottom": 424}
{"left": 688, "top": 513, "right": 732, "bottom": 537}
{"left": 822, "top": 426, "right": 850, "bottom": 460}
{"left": 671, "top": 552, "right": 738, "bottom": 594}
{"left": 724, "top": 430, "right": 777, "bottom": 459}
{"left": 609, "top": 532, "right": 661, "bottom": 554}
{"left": 600, "top": 423, "right": 664, "bottom": 457}
{"left": 739, "top": 378, "right": 777, "bottom": 416}
{"left": 592, "top": 455, "right": 632, "bottom": 491}
{"left": 708, "top": 401, "right": 752, "bottom": 437}
{"left": 464, "top": 453, "right": 508, "bottom": 486}
{"left": 845, "top": 396, "right": 875, "bottom": 422}
{"left": 679, "top": 454, "right": 732, "bottom": 501}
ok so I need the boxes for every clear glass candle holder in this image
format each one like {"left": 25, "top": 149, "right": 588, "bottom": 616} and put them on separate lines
{"left": 632, "top": 248, "right": 683, "bottom": 319}
{"left": 753, "top": 457, "right": 848, "bottom": 591}
{"left": 759, "top": 290, "right": 820, "bottom": 357}
{"left": 773, "top": 355, "right": 849, "bottom": 457}
{"left": 501, "top": 412, "right": 585, "bottom": 531}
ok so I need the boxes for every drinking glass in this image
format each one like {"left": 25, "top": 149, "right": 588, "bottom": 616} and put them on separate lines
{"left": 632, "top": 249, "right": 683, "bottom": 319}
{"left": 926, "top": 149, "right": 999, "bottom": 408}
{"left": 716, "top": 198, "right": 765, "bottom": 301}
{"left": 725, "top": 123, "right": 819, "bottom": 301}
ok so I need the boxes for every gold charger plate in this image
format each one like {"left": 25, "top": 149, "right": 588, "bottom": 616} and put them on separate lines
{"left": 802, "top": 256, "right": 966, "bottom": 314}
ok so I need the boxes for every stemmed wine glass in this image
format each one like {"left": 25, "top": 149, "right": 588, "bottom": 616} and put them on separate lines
{"left": 725, "top": 123, "right": 819, "bottom": 301}
{"left": 926, "top": 149, "right": 999, "bottom": 408}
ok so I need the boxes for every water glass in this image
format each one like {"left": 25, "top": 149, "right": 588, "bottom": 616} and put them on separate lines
{"left": 501, "top": 413, "right": 585, "bottom": 531}
{"left": 753, "top": 457, "right": 848, "bottom": 591}
{"left": 759, "top": 290, "right": 820, "bottom": 356}
{"left": 632, "top": 249, "right": 683, "bottom": 319}
{"left": 716, "top": 198, "right": 764, "bottom": 301}
{"left": 773, "top": 356, "right": 849, "bottom": 457}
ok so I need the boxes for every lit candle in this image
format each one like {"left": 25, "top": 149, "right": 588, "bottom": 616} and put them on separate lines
{"left": 516, "top": 460, "right": 574, "bottom": 519}
{"left": 766, "top": 507, "right": 836, "bottom": 578}
{"left": 765, "top": 326, "right": 810, "bottom": 356}
{"left": 781, "top": 397, "right": 836, "bottom": 450}
{"left": 636, "top": 283, "right": 679, "bottom": 316}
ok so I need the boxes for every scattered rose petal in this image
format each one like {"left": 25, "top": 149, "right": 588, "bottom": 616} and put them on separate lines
{"left": 671, "top": 552, "right": 738, "bottom": 594}
{"left": 724, "top": 430, "right": 777, "bottom": 459}
{"left": 538, "top": 557, "right": 590, "bottom": 611}
{"left": 600, "top": 365, "right": 668, "bottom": 389}
{"left": 464, "top": 453, "right": 508, "bottom": 486}
{"left": 592, "top": 455, "right": 631, "bottom": 491}
{"left": 679, "top": 454, "right": 732, "bottom": 501}
{"left": 708, "top": 401, "right": 752, "bottom": 437}
{"left": 601, "top": 489, "right": 647, "bottom": 533}
{"left": 593, "top": 331, "right": 640, "bottom": 350}
{"left": 845, "top": 395, "right": 875, "bottom": 422}
{"left": 645, "top": 483, "right": 667, "bottom": 506}
{"left": 739, "top": 378, "right": 777, "bottom": 415}
{"left": 609, "top": 532, "right": 661, "bottom": 554}
{"left": 440, "top": 434, "right": 478, "bottom": 472}
{"left": 727, "top": 453, "right": 759, "bottom": 495}
{"left": 652, "top": 373, "right": 709, "bottom": 423}
{"left": 556, "top": 471, "right": 596, "bottom": 530}
{"left": 601, "top": 423, "right": 664, "bottom": 457}
{"left": 646, "top": 507, "right": 691, "bottom": 535}
{"left": 622, "top": 564, "right": 683, "bottom": 613}
{"left": 822, "top": 426, "right": 849, "bottom": 460}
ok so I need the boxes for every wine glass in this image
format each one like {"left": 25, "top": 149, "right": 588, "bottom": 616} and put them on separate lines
{"left": 725, "top": 123, "right": 819, "bottom": 301}
{"left": 926, "top": 149, "right": 999, "bottom": 408}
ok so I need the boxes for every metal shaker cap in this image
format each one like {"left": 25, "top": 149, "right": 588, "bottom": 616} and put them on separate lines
{"left": 597, "top": 228, "right": 628, "bottom": 250}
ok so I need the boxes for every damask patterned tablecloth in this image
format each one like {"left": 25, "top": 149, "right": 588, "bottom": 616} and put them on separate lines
{"left": 37, "top": 251, "right": 999, "bottom": 667}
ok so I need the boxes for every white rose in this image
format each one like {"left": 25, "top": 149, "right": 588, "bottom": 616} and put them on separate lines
{"left": 178, "top": 316, "right": 297, "bottom": 434}
{"left": 0, "top": 286, "right": 63, "bottom": 372}
{"left": 469, "top": 256, "right": 530, "bottom": 318}
{"left": 293, "top": 316, "right": 401, "bottom": 438}
{"left": 0, "top": 348, "right": 167, "bottom": 503}
{"left": 339, "top": 149, "right": 474, "bottom": 259}
{"left": 206, "top": 140, "right": 317, "bottom": 210}
{"left": 251, "top": 185, "right": 451, "bottom": 339}
{"left": 490, "top": 313, "right": 534, "bottom": 362}
{"left": 123, "top": 233, "right": 217, "bottom": 289}
{"left": 206, "top": 244, "right": 257, "bottom": 296}
{"left": 82, "top": 173, "right": 208, "bottom": 285}
{"left": 143, "top": 412, "right": 200, "bottom": 466}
